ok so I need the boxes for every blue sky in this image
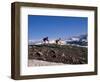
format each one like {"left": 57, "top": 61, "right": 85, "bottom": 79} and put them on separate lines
{"left": 28, "top": 15, "right": 87, "bottom": 41}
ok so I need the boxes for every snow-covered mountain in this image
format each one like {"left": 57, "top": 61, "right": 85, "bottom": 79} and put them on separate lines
{"left": 28, "top": 34, "right": 87, "bottom": 46}
{"left": 67, "top": 34, "right": 87, "bottom": 41}
{"left": 28, "top": 40, "right": 43, "bottom": 45}
{"left": 28, "top": 40, "right": 66, "bottom": 45}
{"left": 66, "top": 34, "right": 88, "bottom": 46}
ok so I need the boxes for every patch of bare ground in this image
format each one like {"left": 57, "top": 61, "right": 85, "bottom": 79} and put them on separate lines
{"left": 28, "top": 59, "right": 64, "bottom": 66}
{"left": 28, "top": 44, "right": 87, "bottom": 66}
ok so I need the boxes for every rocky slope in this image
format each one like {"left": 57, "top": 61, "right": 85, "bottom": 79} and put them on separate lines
{"left": 28, "top": 44, "right": 87, "bottom": 65}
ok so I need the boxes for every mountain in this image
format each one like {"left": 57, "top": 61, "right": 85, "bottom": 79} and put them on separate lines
{"left": 66, "top": 34, "right": 88, "bottom": 46}
{"left": 28, "top": 34, "right": 87, "bottom": 46}
{"left": 28, "top": 40, "right": 43, "bottom": 45}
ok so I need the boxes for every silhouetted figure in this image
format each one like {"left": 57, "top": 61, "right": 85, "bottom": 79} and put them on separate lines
{"left": 43, "top": 37, "right": 49, "bottom": 44}
{"left": 55, "top": 38, "right": 61, "bottom": 45}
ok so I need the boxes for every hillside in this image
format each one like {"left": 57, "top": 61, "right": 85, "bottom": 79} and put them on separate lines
{"left": 28, "top": 44, "right": 87, "bottom": 65}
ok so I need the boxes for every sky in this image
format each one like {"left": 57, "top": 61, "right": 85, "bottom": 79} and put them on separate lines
{"left": 28, "top": 15, "right": 87, "bottom": 41}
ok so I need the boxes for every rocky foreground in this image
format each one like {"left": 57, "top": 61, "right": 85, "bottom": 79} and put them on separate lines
{"left": 28, "top": 44, "right": 87, "bottom": 66}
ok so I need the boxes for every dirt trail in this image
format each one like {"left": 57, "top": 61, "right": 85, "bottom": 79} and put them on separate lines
{"left": 28, "top": 59, "right": 64, "bottom": 66}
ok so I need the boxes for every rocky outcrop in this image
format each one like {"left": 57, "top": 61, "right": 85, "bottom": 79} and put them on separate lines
{"left": 28, "top": 44, "right": 87, "bottom": 64}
